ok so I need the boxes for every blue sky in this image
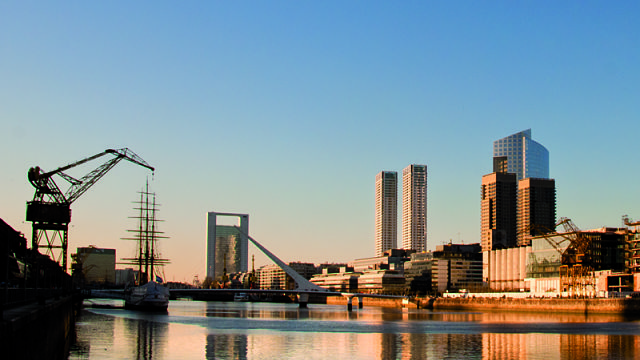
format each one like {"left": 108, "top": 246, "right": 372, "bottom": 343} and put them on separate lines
{"left": 1, "top": 2, "right": 639, "bottom": 282}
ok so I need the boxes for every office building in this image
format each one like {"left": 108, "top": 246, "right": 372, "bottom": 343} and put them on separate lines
{"left": 402, "top": 164, "right": 427, "bottom": 252}
{"left": 375, "top": 171, "right": 398, "bottom": 256}
{"left": 493, "top": 129, "right": 549, "bottom": 181}
{"left": 257, "top": 262, "right": 316, "bottom": 290}
{"left": 517, "top": 178, "right": 556, "bottom": 246}
{"left": 481, "top": 172, "right": 517, "bottom": 252}
{"left": 76, "top": 247, "right": 116, "bottom": 284}
{"left": 206, "top": 212, "right": 249, "bottom": 281}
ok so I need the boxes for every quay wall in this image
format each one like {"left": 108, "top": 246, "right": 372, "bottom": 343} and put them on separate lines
{"left": 429, "top": 297, "right": 640, "bottom": 314}
{"left": 324, "top": 295, "right": 640, "bottom": 315}
{"left": 1, "top": 294, "right": 81, "bottom": 360}
{"left": 326, "top": 296, "right": 417, "bottom": 309}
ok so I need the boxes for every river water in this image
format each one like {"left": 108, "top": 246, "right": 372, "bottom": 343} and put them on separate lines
{"left": 68, "top": 299, "right": 640, "bottom": 359}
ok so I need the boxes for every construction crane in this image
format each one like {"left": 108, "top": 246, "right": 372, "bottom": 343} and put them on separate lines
{"left": 26, "top": 148, "right": 154, "bottom": 271}
{"left": 526, "top": 217, "right": 595, "bottom": 295}
{"left": 553, "top": 217, "right": 595, "bottom": 295}
{"left": 622, "top": 215, "right": 640, "bottom": 273}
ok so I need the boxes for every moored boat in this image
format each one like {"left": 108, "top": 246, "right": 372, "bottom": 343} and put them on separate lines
{"left": 121, "top": 180, "right": 170, "bottom": 311}
{"left": 234, "top": 292, "right": 250, "bottom": 302}
{"left": 125, "top": 281, "right": 170, "bottom": 311}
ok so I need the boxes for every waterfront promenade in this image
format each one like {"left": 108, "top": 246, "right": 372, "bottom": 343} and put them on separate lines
{"left": 1, "top": 294, "right": 81, "bottom": 360}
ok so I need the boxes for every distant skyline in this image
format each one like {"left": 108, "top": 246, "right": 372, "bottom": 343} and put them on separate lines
{"left": 1, "top": 2, "right": 639, "bottom": 282}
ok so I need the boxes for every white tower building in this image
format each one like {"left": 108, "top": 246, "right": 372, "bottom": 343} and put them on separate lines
{"left": 402, "top": 164, "right": 427, "bottom": 252}
{"left": 375, "top": 171, "right": 397, "bottom": 256}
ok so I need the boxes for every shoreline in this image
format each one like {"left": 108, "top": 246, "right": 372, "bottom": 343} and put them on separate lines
{"left": 326, "top": 295, "right": 640, "bottom": 315}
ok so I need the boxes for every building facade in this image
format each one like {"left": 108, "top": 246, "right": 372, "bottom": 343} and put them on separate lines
{"left": 375, "top": 171, "right": 398, "bottom": 256}
{"left": 77, "top": 247, "right": 116, "bottom": 284}
{"left": 404, "top": 252, "right": 434, "bottom": 295}
{"left": 481, "top": 172, "right": 517, "bottom": 252}
{"left": 492, "top": 128, "right": 549, "bottom": 181}
{"left": 206, "top": 212, "right": 249, "bottom": 281}
{"left": 402, "top": 164, "right": 427, "bottom": 252}
{"left": 516, "top": 178, "right": 556, "bottom": 246}
{"left": 484, "top": 246, "right": 531, "bottom": 291}
{"left": 257, "top": 262, "right": 316, "bottom": 290}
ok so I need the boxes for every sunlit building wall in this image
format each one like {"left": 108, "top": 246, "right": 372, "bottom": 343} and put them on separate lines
{"left": 206, "top": 212, "right": 249, "bottom": 280}
{"left": 483, "top": 246, "right": 531, "bottom": 291}
{"left": 257, "top": 264, "right": 287, "bottom": 290}
{"left": 481, "top": 172, "right": 517, "bottom": 252}
{"left": 310, "top": 270, "right": 360, "bottom": 292}
{"left": 375, "top": 171, "right": 398, "bottom": 256}
{"left": 517, "top": 178, "right": 556, "bottom": 247}
{"left": 402, "top": 164, "right": 427, "bottom": 252}
{"left": 257, "top": 262, "right": 316, "bottom": 290}
{"left": 357, "top": 269, "right": 406, "bottom": 294}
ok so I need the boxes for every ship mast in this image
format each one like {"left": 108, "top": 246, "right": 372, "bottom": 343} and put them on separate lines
{"left": 121, "top": 179, "right": 169, "bottom": 285}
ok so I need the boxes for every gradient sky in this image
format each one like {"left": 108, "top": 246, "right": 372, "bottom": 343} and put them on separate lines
{"left": 1, "top": 2, "right": 639, "bottom": 283}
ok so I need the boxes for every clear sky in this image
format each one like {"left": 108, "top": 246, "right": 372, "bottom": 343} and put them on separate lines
{"left": 1, "top": 2, "right": 639, "bottom": 283}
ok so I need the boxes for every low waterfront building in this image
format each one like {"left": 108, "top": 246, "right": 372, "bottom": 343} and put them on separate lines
{"left": 310, "top": 268, "right": 360, "bottom": 292}
{"left": 434, "top": 258, "right": 484, "bottom": 293}
{"left": 351, "top": 248, "right": 414, "bottom": 272}
{"left": 404, "top": 252, "right": 433, "bottom": 295}
{"left": 432, "top": 243, "right": 483, "bottom": 293}
{"left": 357, "top": 269, "right": 406, "bottom": 294}
{"left": 316, "top": 262, "right": 349, "bottom": 274}
{"left": 484, "top": 246, "right": 531, "bottom": 292}
{"left": 484, "top": 226, "right": 629, "bottom": 296}
{"left": 257, "top": 262, "right": 317, "bottom": 290}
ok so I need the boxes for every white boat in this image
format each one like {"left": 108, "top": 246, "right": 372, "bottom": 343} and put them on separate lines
{"left": 125, "top": 281, "right": 170, "bottom": 311}
{"left": 234, "top": 292, "right": 249, "bottom": 302}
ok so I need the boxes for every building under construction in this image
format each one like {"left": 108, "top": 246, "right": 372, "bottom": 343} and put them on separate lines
{"left": 485, "top": 218, "right": 630, "bottom": 296}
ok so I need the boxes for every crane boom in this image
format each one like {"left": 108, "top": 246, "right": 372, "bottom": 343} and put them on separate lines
{"left": 26, "top": 148, "right": 154, "bottom": 271}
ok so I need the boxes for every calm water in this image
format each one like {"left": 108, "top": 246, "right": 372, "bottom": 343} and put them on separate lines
{"left": 68, "top": 299, "right": 640, "bottom": 359}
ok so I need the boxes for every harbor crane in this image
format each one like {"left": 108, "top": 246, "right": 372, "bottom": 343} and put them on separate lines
{"left": 525, "top": 217, "right": 595, "bottom": 295}
{"left": 26, "top": 148, "right": 154, "bottom": 270}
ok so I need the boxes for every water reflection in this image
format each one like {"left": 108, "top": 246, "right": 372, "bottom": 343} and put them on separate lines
{"left": 69, "top": 300, "right": 640, "bottom": 360}
{"left": 206, "top": 333, "right": 247, "bottom": 360}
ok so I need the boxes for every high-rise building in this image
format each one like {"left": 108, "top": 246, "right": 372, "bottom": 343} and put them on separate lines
{"left": 517, "top": 178, "right": 556, "bottom": 246}
{"left": 375, "top": 171, "right": 398, "bottom": 256}
{"left": 480, "top": 172, "right": 517, "bottom": 252}
{"left": 402, "top": 165, "right": 427, "bottom": 252}
{"left": 206, "top": 212, "right": 249, "bottom": 281}
{"left": 493, "top": 129, "right": 549, "bottom": 181}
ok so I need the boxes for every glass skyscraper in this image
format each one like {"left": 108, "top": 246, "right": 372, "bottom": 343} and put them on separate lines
{"left": 206, "top": 212, "right": 249, "bottom": 281}
{"left": 493, "top": 129, "right": 549, "bottom": 181}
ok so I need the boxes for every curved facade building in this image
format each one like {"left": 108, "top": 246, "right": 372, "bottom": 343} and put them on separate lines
{"left": 493, "top": 129, "right": 549, "bottom": 180}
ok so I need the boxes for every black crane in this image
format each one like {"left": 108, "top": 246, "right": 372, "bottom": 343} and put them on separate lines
{"left": 26, "top": 148, "right": 154, "bottom": 270}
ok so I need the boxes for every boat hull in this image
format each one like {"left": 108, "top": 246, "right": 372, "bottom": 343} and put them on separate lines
{"left": 124, "top": 281, "right": 170, "bottom": 311}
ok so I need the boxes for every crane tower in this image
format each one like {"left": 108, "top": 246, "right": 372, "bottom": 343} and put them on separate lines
{"left": 26, "top": 148, "right": 154, "bottom": 270}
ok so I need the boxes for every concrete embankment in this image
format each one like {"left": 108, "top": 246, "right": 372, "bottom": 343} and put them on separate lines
{"left": 324, "top": 295, "right": 640, "bottom": 315}
{"left": 430, "top": 297, "right": 640, "bottom": 315}
{"left": 326, "top": 296, "right": 418, "bottom": 309}
{"left": 1, "top": 294, "right": 82, "bottom": 360}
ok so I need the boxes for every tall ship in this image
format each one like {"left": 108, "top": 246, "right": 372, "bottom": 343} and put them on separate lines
{"left": 121, "top": 181, "right": 170, "bottom": 311}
